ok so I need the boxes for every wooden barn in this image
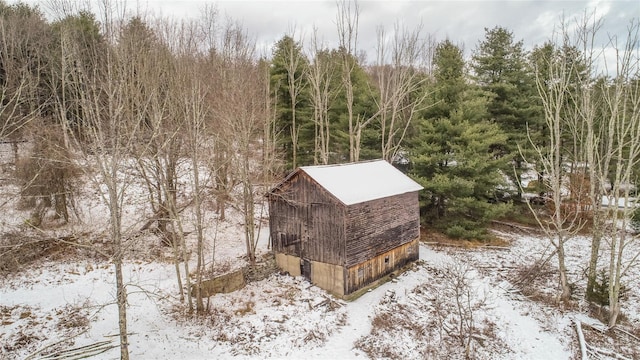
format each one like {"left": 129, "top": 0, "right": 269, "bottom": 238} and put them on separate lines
{"left": 266, "top": 159, "right": 423, "bottom": 297}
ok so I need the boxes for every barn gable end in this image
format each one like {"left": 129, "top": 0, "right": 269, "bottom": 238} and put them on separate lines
{"left": 267, "top": 160, "right": 423, "bottom": 297}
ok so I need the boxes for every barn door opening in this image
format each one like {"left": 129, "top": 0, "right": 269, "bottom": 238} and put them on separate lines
{"left": 301, "top": 259, "right": 311, "bottom": 281}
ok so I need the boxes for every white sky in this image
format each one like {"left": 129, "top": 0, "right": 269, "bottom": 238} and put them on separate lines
{"left": 149, "top": 0, "right": 638, "bottom": 59}
{"left": 13, "top": 0, "right": 640, "bottom": 65}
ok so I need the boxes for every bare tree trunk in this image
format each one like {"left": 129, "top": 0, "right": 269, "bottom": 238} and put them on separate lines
{"left": 307, "top": 28, "right": 333, "bottom": 165}
{"left": 172, "top": 240, "right": 184, "bottom": 302}
{"left": 57, "top": 4, "right": 154, "bottom": 357}
{"left": 579, "top": 16, "right": 610, "bottom": 303}
{"left": 107, "top": 171, "right": 129, "bottom": 360}
{"left": 557, "top": 238, "right": 572, "bottom": 302}
{"left": 171, "top": 206, "right": 193, "bottom": 311}
{"left": 114, "top": 259, "right": 129, "bottom": 360}
{"left": 213, "top": 23, "right": 266, "bottom": 265}
{"left": 263, "top": 62, "right": 280, "bottom": 175}
{"left": 185, "top": 78, "right": 207, "bottom": 313}
{"left": 598, "top": 20, "right": 640, "bottom": 326}
{"left": 242, "top": 155, "right": 256, "bottom": 264}
{"left": 336, "top": 0, "right": 359, "bottom": 162}
{"left": 375, "top": 24, "right": 434, "bottom": 162}
{"left": 528, "top": 20, "right": 588, "bottom": 303}
{"left": 283, "top": 30, "right": 305, "bottom": 169}
{"left": 193, "top": 159, "right": 205, "bottom": 313}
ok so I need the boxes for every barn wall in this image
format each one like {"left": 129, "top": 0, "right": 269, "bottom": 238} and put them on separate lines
{"left": 268, "top": 172, "right": 346, "bottom": 266}
{"left": 275, "top": 253, "right": 302, "bottom": 277}
{"left": 345, "top": 238, "right": 419, "bottom": 295}
{"left": 274, "top": 253, "right": 346, "bottom": 296}
{"left": 310, "top": 260, "right": 345, "bottom": 297}
{"left": 345, "top": 192, "right": 420, "bottom": 267}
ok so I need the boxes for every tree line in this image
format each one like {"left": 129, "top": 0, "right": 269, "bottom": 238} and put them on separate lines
{"left": 1, "top": 2, "right": 272, "bottom": 357}
{"left": 1, "top": 0, "right": 639, "bottom": 357}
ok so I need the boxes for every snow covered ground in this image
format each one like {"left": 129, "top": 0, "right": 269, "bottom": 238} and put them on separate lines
{"left": 2, "top": 219, "right": 639, "bottom": 359}
{"left": 0, "top": 156, "right": 638, "bottom": 359}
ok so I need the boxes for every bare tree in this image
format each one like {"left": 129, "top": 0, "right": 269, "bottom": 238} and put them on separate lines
{"left": 262, "top": 58, "right": 282, "bottom": 183}
{"left": 56, "top": 4, "right": 149, "bottom": 358}
{"left": 577, "top": 15, "right": 612, "bottom": 303}
{"left": 282, "top": 29, "right": 307, "bottom": 169}
{"left": 0, "top": 3, "right": 48, "bottom": 161}
{"left": 182, "top": 70, "right": 209, "bottom": 314}
{"left": 374, "top": 23, "right": 434, "bottom": 162}
{"left": 307, "top": 27, "right": 335, "bottom": 165}
{"left": 600, "top": 19, "right": 640, "bottom": 327}
{"left": 336, "top": 0, "right": 360, "bottom": 162}
{"left": 549, "top": 13, "right": 640, "bottom": 325}
{"left": 527, "top": 20, "right": 589, "bottom": 303}
{"left": 434, "top": 261, "right": 488, "bottom": 357}
{"left": 117, "top": 15, "right": 200, "bottom": 311}
{"left": 213, "top": 24, "right": 266, "bottom": 265}
{"left": 67, "top": 44, "right": 134, "bottom": 360}
{"left": 172, "top": 16, "right": 215, "bottom": 314}
{"left": 198, "top": 4, "right": 236, "bottom": 228}
{"left": 530, "top": 12, "right": 640, "bottom": 323}
{"left": 336, "top": 0, "right": 383, "bottom": 162}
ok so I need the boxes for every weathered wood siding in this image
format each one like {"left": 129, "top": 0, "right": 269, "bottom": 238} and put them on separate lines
{"left": 345, "top": 192, "right": 420, "bottom": 267}
{"left": 345, "top": 238, "right": 419, "bottom": 294}
{"left": 269, "top": 168, "right": 421, "bottom": 296}
{"left": 268, "top": 173, "right": 346, "bottom": 266}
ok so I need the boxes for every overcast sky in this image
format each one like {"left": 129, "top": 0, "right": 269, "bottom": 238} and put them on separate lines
{"left": 150, "top": 1, "right": 638, "bottom": 57}
{"left": 18, "top": 0, "right": 640, "bottom": 63}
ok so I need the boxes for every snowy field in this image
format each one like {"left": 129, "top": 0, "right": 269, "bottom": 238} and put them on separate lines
{"left": 0, "top": 155, "right": 639, "bottom": 359}
{"left": 2, "top": 218, "right": 639, "bottom": 359}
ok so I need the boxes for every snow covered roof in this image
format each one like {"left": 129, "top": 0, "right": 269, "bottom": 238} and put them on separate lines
{"left": 297, "top": 160, "right": 423, "bottom": 205}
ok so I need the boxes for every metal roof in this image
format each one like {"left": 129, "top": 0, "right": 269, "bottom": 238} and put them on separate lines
{"left": 297, "top": 159, "right": 423, "bottom": 205}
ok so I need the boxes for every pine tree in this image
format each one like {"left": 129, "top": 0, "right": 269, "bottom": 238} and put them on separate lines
{"left": 270, "top": 35, "right": 313, "bottom": 169}
{"left": 411, "top": 41, "right": 510, "bottom": 239}
{"left": 472, "top": 27, "right": 541, "bottom": 200}
{"left": 324, "top": 48, "right": 380, "bottom": 162}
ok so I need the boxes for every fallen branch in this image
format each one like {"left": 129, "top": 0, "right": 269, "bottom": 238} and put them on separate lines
{"left": 490, "top": 220, "right": 540, "bottom": 233}
{"left": 613, "top": 326, "right": 640, "bottom": 343}
{"left": 581, "top": 321, "right": 608, "bottom": 333}
{"left": 139, "top": 200, "right": 193, "bottom": 232}
{"left": 423, "top": 241, "right": 510, "bottom": 251}
{"left": 27, "top": 337, "right": 117, "bottom": 360}
{"left": 310, "top": 299, "right": 329, "bottom": 309}
{"left": 574, "top": 318, "right": 588, "bottom": 360}
{"left": 586, "top": 343, "right": 631, "bottom": 360}
{"left": 39, "top": 340, "right": 117, "bottom": 360}
{"left": 481, "top": 245, "right": 511, "bottom": 251}
{"left": 24, "top": 329, "right": 89, "bottom": 360}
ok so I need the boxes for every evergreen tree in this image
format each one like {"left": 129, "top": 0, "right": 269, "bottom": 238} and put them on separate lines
{"left": 432, "top": 40, "right": 465, "bottom": 115}
{"left": 270, "top": 36, "right": 313, "bottom": 169}
{"left": 411, "top": 40, "right": 510, "bottom": 239}
{"left": 345, "top": 53, "right": 380, "bottom": 161}
{"left": 322, "top": 48, "right": 379, "bottom": 162}
{"left": 472, "top": 27, "right": 540, "bottom": 199}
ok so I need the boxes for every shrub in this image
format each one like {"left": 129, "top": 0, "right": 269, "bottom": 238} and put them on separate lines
{"left": 589, "top": 268, "right": 628, "bottom": 306}
{"left": 14, "top": 124, "right": 80, "bottom": 224}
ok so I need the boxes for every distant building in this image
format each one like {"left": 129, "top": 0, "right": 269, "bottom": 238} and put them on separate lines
{"left": 266, "top": 160, "right": 423, "bottom": 297}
